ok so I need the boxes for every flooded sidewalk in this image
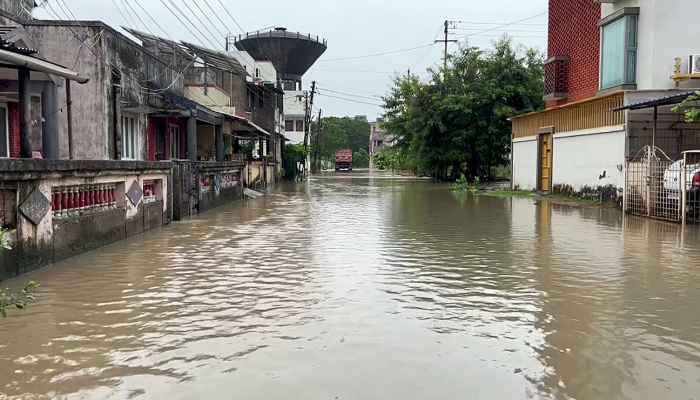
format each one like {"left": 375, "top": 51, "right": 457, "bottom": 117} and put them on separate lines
{"left": 1, "top": 175, "right": 700, "bottom": 399}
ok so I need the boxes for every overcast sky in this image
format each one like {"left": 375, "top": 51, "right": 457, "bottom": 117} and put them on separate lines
{"left": 35, "top": 0, "right": 548, "bottom": 120}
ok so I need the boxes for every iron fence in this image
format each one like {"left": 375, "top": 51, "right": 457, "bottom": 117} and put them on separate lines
{"left": 626, "top": 147, "right": 700, "bottom": 224}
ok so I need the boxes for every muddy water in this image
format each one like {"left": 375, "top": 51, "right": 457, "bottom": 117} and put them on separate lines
{"left": 2, "top": 174, "right": 700, "bottom": 400}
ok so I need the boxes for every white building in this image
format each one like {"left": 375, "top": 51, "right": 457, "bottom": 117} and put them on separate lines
{"left": 283, "top": 82, "right": 306, "bottom": 145}
{"left": 511, "top": 0, "right": 700, "bottom": 202}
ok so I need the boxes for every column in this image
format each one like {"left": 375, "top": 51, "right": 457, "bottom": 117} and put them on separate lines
{"left": 18, "top": 68, "right": 32, "bottom": 158}
{"left": 187, "top": 116, "right": 197, "bottom": 161}
{"left": 42, "top": 82, "right": 59, "bottom": 159}
{"left": 215, "top": 124, "right": 224, "bottom": 162}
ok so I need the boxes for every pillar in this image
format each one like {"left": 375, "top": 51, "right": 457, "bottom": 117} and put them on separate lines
{"left": 187, "top": 116, "right": 197, "bottom": 161}
{"left": 42, "top": 82, "right": 59, "bottom": 159}
{"left": 215, "top": 124, "right": 224, "bottom": 162}
{"left": 18, "top": 68, "right": 32, "bottom": 158}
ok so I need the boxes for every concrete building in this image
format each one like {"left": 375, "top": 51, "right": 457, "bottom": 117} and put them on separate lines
{"left": 369, "top": 118, "right": 394, "bottom": 158}
{"left": 233, "top": 28, "right": 327, "bottom": 145}
{"left": 511, "top": 0, "right": 700, "bottom": 201}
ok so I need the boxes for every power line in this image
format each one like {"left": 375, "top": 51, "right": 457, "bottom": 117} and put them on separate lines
{"left": 109, "top": 0, "right": 134, "bottom": 27}
{"left": 215, "top": 0, "right": 245, "bottom": 33}
{"left": 317, "top": 87, "right": 383, "bottom": 101}
{"left": 454, "top": 28, "right": 546, "bottom": 33}
{"left": 122, "top": 0, "right": 157, "bottom": 36}
{"left": 319, "top": 43, "right": 436, "bottom": 63}
{"left": 179, "top": 0, "right": 225, "bottom": 48}
{"left": 458, "top": 11, "right": 548, "bottom": 38}
{"left": 55, "top": 0, "right": 77, "bottom": 20}
{"left": 316, "top": 93, "right": 384, "bottom": 107}
{"left": 452, "top": 20, "right": 545, "bottom": 26}
{"left": 202, "top": 0, "right": 233, "bottom": 39}
{"left": 130, "top": 0, "right": 172, "bottom": 39}
{"left": 157, "top": 0, "right": 212, "bottom": 49}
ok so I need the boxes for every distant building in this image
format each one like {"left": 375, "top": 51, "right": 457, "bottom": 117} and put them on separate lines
{"left": 511, "top": 0, "right": 700, "bottom": 218}
{"left": 369, "top": 118, "right": 394, "bottom": 157}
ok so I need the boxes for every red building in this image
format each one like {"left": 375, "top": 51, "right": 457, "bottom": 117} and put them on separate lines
{"left": 544, "top": 0, "right": 601, "bottom": 108}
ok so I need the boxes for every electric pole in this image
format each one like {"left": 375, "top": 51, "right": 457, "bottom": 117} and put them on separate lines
{"left": 435, "top": 20, "right": 458, "bottom": 72}
{"left": 312, "top": 108, "right": 323, "bottom": 173}
{"left": 303, "top": 81, "right": 316, "bottom": 176}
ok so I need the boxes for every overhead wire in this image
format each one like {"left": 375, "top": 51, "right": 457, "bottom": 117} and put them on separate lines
{"left": 316, "top": 93, "right": 384, "bottom": 107}
{"left": 129, "top": 0, "right": 173, "bottom": 39}
{"left": 178, "top": 0, "right": 225, "bottom": 49}
{"left": 458, "top": 11, "right": 548, "bottom": 38}
{"left": 122, "top": 0, "right": 157, "bottom": 36}
{"left": 158, "top": 0, "right": 214, "bottom": 49}
{"left": 215, "top": 0, "right": 245, "bottom": 33}
{"left": 317, "top": 87, "right": 383, "bottom": 101}
{"left": 202, "top": 0, "right": 234, "bottom": 37}
{"left": 109, "top": 0, "right": 135, "bottom": 27}
{"left": 318, "top": 43, "right": 435, "bottom": 63}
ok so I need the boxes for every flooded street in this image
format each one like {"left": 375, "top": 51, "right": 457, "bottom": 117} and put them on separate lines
{"left": 2, "top": 174, "right": 700, "bottom": 400}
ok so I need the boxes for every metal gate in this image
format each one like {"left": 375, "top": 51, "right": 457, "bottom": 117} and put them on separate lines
{"left": 626, "top": 146, "right": 700, "bottom": 224}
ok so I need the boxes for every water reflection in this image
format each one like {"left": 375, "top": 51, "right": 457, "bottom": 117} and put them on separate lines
{"left": 1, "top": 176, "right": 699, "bottom": 399}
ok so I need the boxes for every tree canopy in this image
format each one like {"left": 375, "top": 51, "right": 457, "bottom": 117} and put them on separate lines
{"left": 313, "top": 116, "right": 371, "bottom": 168}
{"left": 380, "top": 38, "right": 544, "bottom": 181}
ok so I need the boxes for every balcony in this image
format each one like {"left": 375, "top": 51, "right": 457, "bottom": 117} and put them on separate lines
{"left": 544, "top": 56, "right": 570, "bottom": 102}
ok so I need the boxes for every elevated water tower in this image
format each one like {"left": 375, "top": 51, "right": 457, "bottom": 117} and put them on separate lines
{"left": 233, "top": 27, "right": 327, "bottom": 144}
{"left": 233, "top": 27, "right": 327, "bottom": 90}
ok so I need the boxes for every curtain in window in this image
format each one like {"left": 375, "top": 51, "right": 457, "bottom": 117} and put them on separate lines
{"left": 601, "top": 18, "right": 626, "bottom": 89}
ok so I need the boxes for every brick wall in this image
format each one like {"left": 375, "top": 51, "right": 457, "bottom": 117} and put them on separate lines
{"left": 547, "top": 0, "right": 601, "bottom": 108}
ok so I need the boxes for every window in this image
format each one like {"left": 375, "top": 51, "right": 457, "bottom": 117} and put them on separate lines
{"left": 600, "top": 9, "right": 638, "bottom": 90}
{"left": 285, "top": 120, "right": 294, "bottom": 131}
{"left": 295, "top": 120, "right": 304, "bottom": 132}
{"left": 0, "top": 104, "right": 7, "bottom": 158}
{"left": 121, "top": 115, "right": 140, "bottom": 160}
{"left": 169, "top": 125, "right": 180, "bottom": 159}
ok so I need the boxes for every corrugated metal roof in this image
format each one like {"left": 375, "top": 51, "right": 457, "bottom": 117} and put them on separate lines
{"left": 180, "top": 42, "right": 246, "bottom": 75}
{"left": 614, "top": 91, "right": 698, "bottom": 111}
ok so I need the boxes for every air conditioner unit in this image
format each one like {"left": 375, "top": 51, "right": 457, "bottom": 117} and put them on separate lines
{"left": 690, "top": 55, "right": 700, "bottom": 74}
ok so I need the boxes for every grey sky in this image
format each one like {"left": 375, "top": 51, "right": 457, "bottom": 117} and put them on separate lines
{"left": 35, "top": 0, "right": 548, "bottom": 120}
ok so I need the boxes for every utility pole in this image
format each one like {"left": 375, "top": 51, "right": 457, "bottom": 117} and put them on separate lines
{"left": 435, "top": 20, "right": 458, "bottom": 73}
{"left": 312, "top": 108, "right": 323, "bottom": 173}
{"left": 303, "top": 81, "right": 316, "bottom": 175}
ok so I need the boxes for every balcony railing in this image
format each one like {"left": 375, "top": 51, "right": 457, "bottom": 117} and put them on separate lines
{"left": 512, "top": 92, "right": 625, "bottom": 139}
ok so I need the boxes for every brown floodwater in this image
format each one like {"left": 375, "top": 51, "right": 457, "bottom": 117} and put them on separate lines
{"left": 2, "top": 173, "right": 700, "bottom": 400}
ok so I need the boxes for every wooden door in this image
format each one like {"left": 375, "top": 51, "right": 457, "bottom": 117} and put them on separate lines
{"left": 539, "top": 132, "right": 553, "bottom": 192}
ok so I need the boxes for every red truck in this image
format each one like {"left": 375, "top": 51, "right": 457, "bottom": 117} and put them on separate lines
{"left": 335, "top": 149, "right": 353, "bottom": 172}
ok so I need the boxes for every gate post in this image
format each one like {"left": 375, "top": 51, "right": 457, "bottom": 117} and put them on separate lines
{"left": 682, "top": 153, "right": 688, "bottom": 225}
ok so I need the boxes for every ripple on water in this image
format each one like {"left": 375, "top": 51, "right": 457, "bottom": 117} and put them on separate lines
{"left": 1, "top": 179, "right": 700, "bottom": 399}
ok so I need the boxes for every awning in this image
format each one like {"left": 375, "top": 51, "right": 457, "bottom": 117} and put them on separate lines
{"left": 230, "top": 114, "right": 270, "bottom": 137}
{"left": 0, "top": 48, "right": 89, "bottom": 84}
{"left": 614, "top": 91, "right": 697, "bottom": 111}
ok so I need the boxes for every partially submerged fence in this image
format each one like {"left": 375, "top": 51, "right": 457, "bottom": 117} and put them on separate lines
{"left": 626, "top": 147, "right": 700, "bottom": 224}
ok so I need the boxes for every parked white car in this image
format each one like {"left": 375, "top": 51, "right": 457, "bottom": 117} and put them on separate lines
{"left": 663, "top": 159, "right": 700, "bottom": 210}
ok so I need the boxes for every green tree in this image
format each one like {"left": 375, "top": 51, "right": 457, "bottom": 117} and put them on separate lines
{"left": 381, "top": 38, "right": 544, "bottom": 181}
{"left": 672, "top": 90, "right": 700, "bottom": 122}
{"left": 313, "top": 116, "right": 371, "bottom": 166}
